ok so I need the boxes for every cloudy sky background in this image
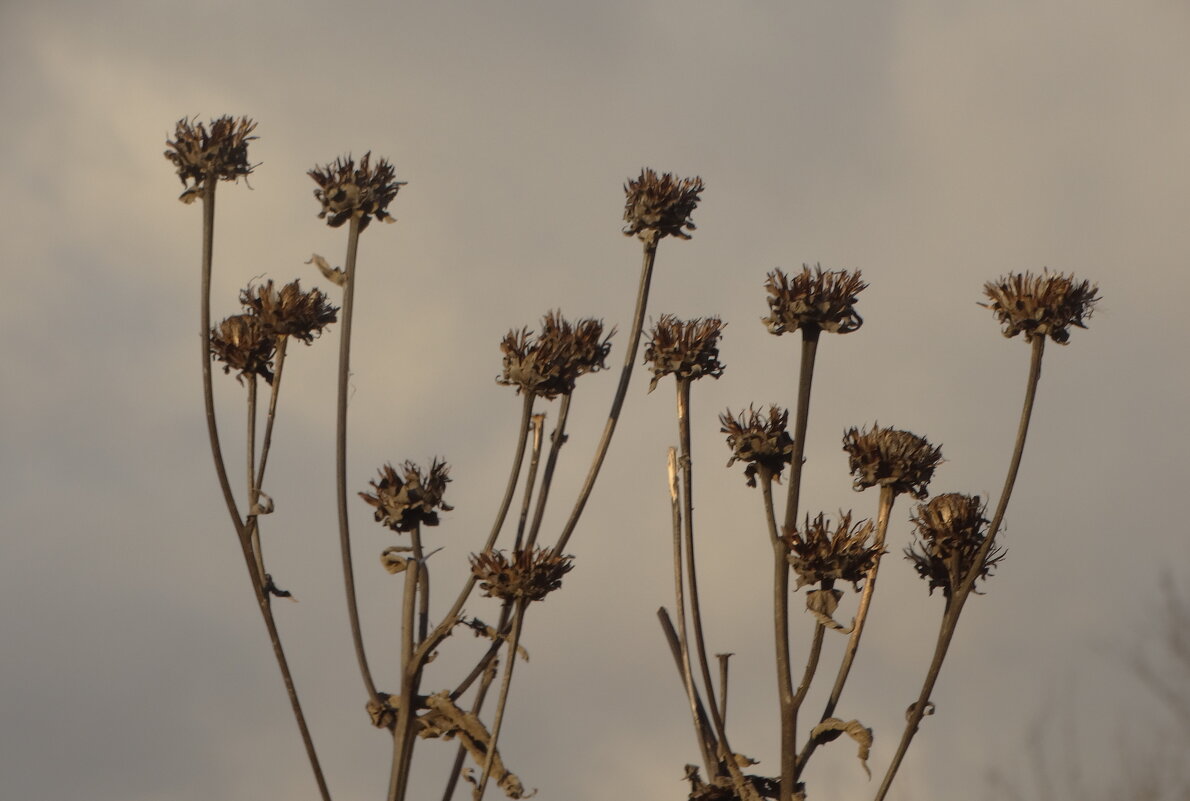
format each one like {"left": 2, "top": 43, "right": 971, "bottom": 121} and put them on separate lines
{"left": 3, "top": 1, "right": 1189, "bottom": 799}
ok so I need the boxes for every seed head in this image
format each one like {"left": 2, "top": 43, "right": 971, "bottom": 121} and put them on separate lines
{"left": 786, "top": 512, "right": 882, "bottom": 590}
{"left": 762, "top": 265, "right": 867, "bottom": 336}
{"left": 470, "top": 548, "right": 574, "bottom": 603}
{"left": 210, "top": 313, "right": 275, "bottom": 384}
{"left": 643, "top": 314, "right": 726, "bottom": 392}
{"left": 720, "top": 405, "right": 796, "bottom": 487}
{"left": 622, "top": 168, "right": 704, "bottom": 245}
{"left": 842, "top": 424, "right": 942, "bottom": 499}
{"left": 164, "top": 116, "right": 258, "bottom": 203}
{"left": 905, "top": 493, "right": 1004, "bottom": 596}
{"left": 980, "top": 270, "right": 1099, "bottom": 344}
{"left": 359, "top": 459, "right": 453, "bottom": 533}
{"left": 240, "top": 279, "right": 338, "bottom": 343}
{"left": 308, "top": 152, "right": 405, "bottom": 231}
{"left": 497, "top": 312, "right": 613, "bottom": 399}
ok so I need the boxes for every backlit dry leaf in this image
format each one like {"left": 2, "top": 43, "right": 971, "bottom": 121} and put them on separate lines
{"left": 810, "top": 718, "right": 873, "bottom": 778}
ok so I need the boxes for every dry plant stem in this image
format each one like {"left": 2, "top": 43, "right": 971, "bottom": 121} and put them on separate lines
{"left": 872, "top": 336, "right": 1046, "bottom": 801}
{"left": 760, "top": 472, "right": 797, "bottom": 801}
{"left": 475, "top": 600, "right": 529, "bottom": 801}
{"left": 411, "top": 527, "right": 430, "bottom": 643}
{"left": 797, "top": 485, "right": 895, "bottom": 779}
{"left": 668, "top": 448, "right": 718, "bottom": 777}
{"left": 253, "top": 335, "right": 289, "bottom": 493}
{"left": 198, "top": 182, "right": 331, "bottom": 801}
{"left": 512, "top": 412, "right": 546, "bottom": 551}
{"left": 552, "top": 238, "right": 659, "bottom": 554}
{"left": 716, "top": 654, "right": 732, "bottom": 726}
{"left": 334, "top": 214, "right": 382, "bottom": 705}
{"left": 389, "top": 559, "right": 423, "bottom": 801}
{"left": 783, "top": 328, "right": 821, "bottom": 533}
{"left": 523, "top": 395, "right": 573, "bottom": 550}
{"left": 658, "top": 608, "right": 719, "bottom": 761}
{"left": 245, "top": 377, "right": 266, "bottom": 583}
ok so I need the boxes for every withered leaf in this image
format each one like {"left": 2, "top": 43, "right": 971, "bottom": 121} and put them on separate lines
{"left": 810, "top": 718, "right": 873, "bottom": 778}
{"left": 805, "top": 588, "right": 853, "bottom": 633}
{"left": 306, "top": 253, "right": 347, "bottom": 287}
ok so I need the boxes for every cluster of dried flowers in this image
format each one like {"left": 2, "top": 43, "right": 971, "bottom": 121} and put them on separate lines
{"left": 164, "top": 115, "right": 258, "bottom": 203}
{"left": 360, "top": 459, "right": 454, "bottom": 532}
{"left": 644, "top": 314, "right": 727, "bottom": 392}
{"left": 497, "top": 312, "right": 614, "bottom": 399}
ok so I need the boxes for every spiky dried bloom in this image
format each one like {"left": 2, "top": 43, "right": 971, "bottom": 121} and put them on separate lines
{"left": 359, "top": 459, "right": 453, "bottom": 533}
{"left": 164, "top": 116, "right": 258, "bottom": 203}
{"left": 622, "top": 168, "right": 704, "bottom": 244}
{"left": 906, "top": 493, "right": 1004, "bottom": 596}
{"left": 497, "top": 311, "right": 614, "bottom": 399}
{"left": 210, "top": 313, "right": 276, "bottom": 384}
{"left": 842, "top": 425, "right": 942, "bottom": 499}
{"left": 643, "top": 314, "right": 726, "bottom": 392}
{"left": 470, "top": 547, "right": 574, "bottom": 603}
{"left": 762, "top": 265, "right": 867, "bottom": 336}
{"left": 308, "top": 152, "right": 405, "bottom": 231}
{"left": 720, "top": 405, "right": 796, "bottom": 487}
{"left": 980, "top": 270, "right": 1099, "bottom": 344}
{"left": 240, "top": 279, "right": 338, "bottom": 343}
{"left": 786, "top": 512, "right": 882, "bottom": 590}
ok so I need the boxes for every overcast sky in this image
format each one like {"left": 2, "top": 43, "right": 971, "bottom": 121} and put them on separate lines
{"left": 3, "top": 2, "right": 1190, "bottom": 800}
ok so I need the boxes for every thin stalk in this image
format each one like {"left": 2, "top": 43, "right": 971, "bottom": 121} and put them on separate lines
{"left": 196, "top": 182, "right": 330, "bottom": 800}
{"left": 512, "top": 413, "right": 547, "bottom": 551}
{"left": 797, "top": 485, "right": 895, "bottom": 779}
{"left": 760, "top": 472, "right": 797, "bottom": 801}
{"left": 873, "top": 336, "right": 1046, "bottom": 801}
{"left": 334, "top": 214, "right": 381, "bottom": 704}
{"left": 658, "top": 608, "right": 719, "bottom": 760}
{"left": 246, "top": 376, "right": 266, "bottom": 583}
{"left": 475, "top": 600, "right": 529, "bottom": 801}
{"left": 410, "top": 527, "right": 429, "bottom": 644}
{"left": 253, "top": 335, "right": 289, "bottom": 493}
{"left": 388, "top": 558, "right": 423, "bottom": 801}
{"left": 552, "top": 239, "right": 659, "bottom": 554}
{"left": 523, "top": 395, "right": 572, "bottom": 550}
{"left": 716, "top": 653, "right": 732, "bottom": 726}
{"left": 783, "top": 328, "right": 821, "bottom": 533}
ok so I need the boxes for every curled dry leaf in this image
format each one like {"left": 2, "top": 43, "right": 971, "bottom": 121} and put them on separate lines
{"left": 307, "top": 253, "right": 347, "bottom": 287}
{"left": 418, "top": 691, "right": 533, "bottom": 798}
{"left": 805, "top": 588, "right": 853, "bottom": 633}
{"left": 810, "top": 718, "right": 873, "bottom": 778}
{"left": 380, "top": 547, "right": 410, "bottom": 574}
{"left": 463, "top": 617, "right": 530, "bottom": 662}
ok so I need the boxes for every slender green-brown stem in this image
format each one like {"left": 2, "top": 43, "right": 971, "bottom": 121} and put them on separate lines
{"left": 760, "top": 472, "right": 797, "bottom": 801}
{"left": 658, "top": 607, "right": 719, "bottom": 763}
{"left": 797, "top": 485, "right": 895, "bottom": 779}
{"left": 410, "top": 527, "right": 430, "bottom": 643}
{"left": 873, "top": 336, "right": 1046, "bottom": 801}
{"left": 783, "top": 328, "right": 820, "bottom": 534}
{"left": 196, "top": 183, "right": 331, "bottom": 801}
{"left": 246, "top": 376, "right": 266, "bottom": 582}
{"left": 716, "top": 653, "right": 732, "bottom": 726}
{"left": 253, "top": 335, "right": 289, "bottom": 494}
{"left": 388, "top": 558, "right": 423, "bottom": 801}
{"left": 552, "top": 238, "right": 659, "bottom": 554}
{"left": 524, "top": 395, "right": 572, "bottom": 550}
{"left": 475, "top": 600, "right": 529, "bottom": 801}
{"left": 512, "top": 413, "right": 546, "bottom": 551}
{"left": 334, "top": 215, "right": 381, "bottom": 705}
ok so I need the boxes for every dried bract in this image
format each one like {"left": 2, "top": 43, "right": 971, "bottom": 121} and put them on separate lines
{"left": 622, "top": 168, "right": 704, "bottom": 244}
{"left": 762, "top": 265, "right": 866, "bottom": 336}
{"left": 980, "top": 270, "right": 1099, "bottom": 344}
{"left": 842, "top": 425, "right": 942, "bottom": 499}
{"left": 308, "top": 152, "right": 405, "bottom": 231}
{"left": 360, "top": 459, "right": 453, "bottom": 533}
{"left": 164, "top": 116, "right": 258, "bottom": 203}
{"left": 720, "top": 405, "right": 796, "bottom": 487}
{"left": 905, "top": 493, "right": 1004, "bottom": 596}
{"left": 210, "top": 313, "right": 275, "bottom": 384}
{"left": 786, "top": 512, "right": 881, "bottom": 590}
{"left": 240, "top": 279, "right": 338, "bottom": 343}
{"left": 470, "top": 548, "right": 574, "bottom": 603}
{"left": 643, "top": 314, "right": 726, "bottom": 392}
{"left": 497, "top": 312, "right": 613, "bottom": 399}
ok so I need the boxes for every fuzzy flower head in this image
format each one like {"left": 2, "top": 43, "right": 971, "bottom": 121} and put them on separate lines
{"left": 308, "top": 152, "right": 405, "bottom": 231}
{"left": 906, "top": 493, "right": 1004, "bottom": 596}
{"left": 762, "top": 265, "right": 867, "bottom": 336}
{"left": 497, "top": 312, "right": 613, "bottom": 400}
{"left": 470, "top": 548, "right": 574, "bottom": 603}
{"left": 360, "top": 459, "right": 453, "bottom": 533}
{"left": 164, "top": 116, "right": 258, "bottom": 203}
{"left": 786, "top": 512, "right": 882, "bottom": 590}
{"left": 240, "top": 279, "right": 338, "bottom": 343}
{"left": 210, "top": 313, "right": 276, "bottom": 384}
{"left": 622, "top": 168, "right": 704, "bottom": 245}
{"left": 720, "top": 405, "right": 796, "bottom": 487}
{"left": 981, "top": 270, "right": 1099, "bottom": 344}
{"left": 643, "top": 314, "right": 726, "bottom": 392}
{"left": 842, "top": 424, "right": 942, "bottom": 499}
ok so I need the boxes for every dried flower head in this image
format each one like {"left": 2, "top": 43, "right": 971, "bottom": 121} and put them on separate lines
{"left": 210, "top": 313, "right": 276, "bottom": 384}
{"left": 470, "top": 548, "right": 574, "bottom": 603}
{"left": 842, "top": 424, "right": 942, "bottom": 499}
{"left": 622, "top": 168, "right": 704, "bottom": 244}
{"left": 308, "top": 152, "right": 405, "bottom": 231}
{"left": 980, "top": 270, "right": 1099, "bottom": 344}
{"left": 905, "top": 493, "right": 1004, "bottom": 596}
{"left": 643, "top": 314, "right": 726, "bottom": 392}
{"left": 497, "top": 312, "right": 613, "bottom": 399}
{"left": 786, "top": 512, "right": 882, "bottom": 590}
{"left": 240, "top": 279, "right": 338, "bottom": 343}
{"left": 720, "top": 405, "right": 796, "bottom": 487}
{"left": 164, "top": 116, "right": 258, "bottom": 203}
{"left": 359, "top": 459, "right": 453, "bottom": 533}
{"left": 762, "top": 265, "right": 867, "bottom": 336}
